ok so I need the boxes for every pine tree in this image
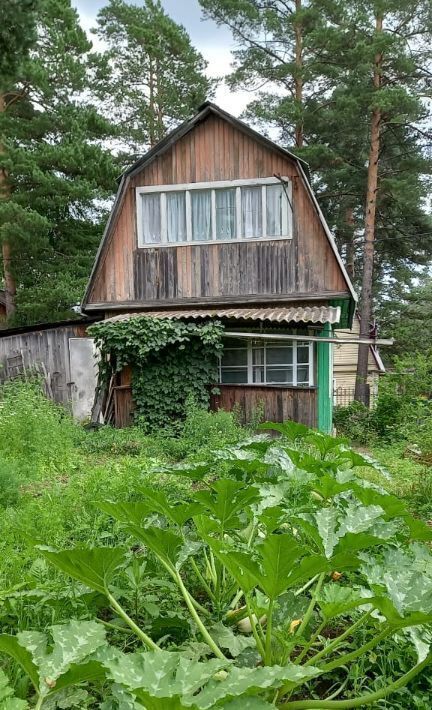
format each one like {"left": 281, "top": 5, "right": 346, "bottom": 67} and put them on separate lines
{"left": 0, "top": 0, "right": 118, "bottom": 323}
{"left": 200, "top": 0, "right": 432, "bottom": 403}
{"left": 0, "top": 0, "right": 40, "bottom": 317}
{"left": 318, "top": 1, "right": 432, "bottom": 402}
{"left": 92, "top": 0, "right": 213, "bottom": 157}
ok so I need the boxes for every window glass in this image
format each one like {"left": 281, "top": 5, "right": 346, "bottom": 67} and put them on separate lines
{"left": 266, "top": 184, "right": 288, "bottom": 237}
{"left": 297, "top": 345, "right": 310, "bottom": 364}
{"left": 297, "top": 365, "right": 310, "bottom": 385}
{"left": 253, "top": 366, "right": 265, "bottom": 383}
{"left": 266, "top": 367, "right": 294, "bottom": 384}
{"left": 167, "top": 192, "right": 186, "bottom": 243}
{"left": 142, "top": 194, "right": 161, "bottom": 244}
{"left": 191, "top": 191, "right": 212, "bottom": 241}
{"left": 242, "top": 186, "right": 262, "bottom": 238}
{"left": 222, "top": 348, "right": 247, "bottom": 366}
{"left": 219, "top": 338, "right": 312, "bottom": 387}
{"left": 266, "top": 346, "right": 293, "bottom": 365}
{"left": 220, "top": 368, "right": 248, "bottom": 384}
{"left": 216, "top": 189, "right": 236, "bottom": 240}
{"left": 252, "top": 347, "right": 264, "bottom": 365}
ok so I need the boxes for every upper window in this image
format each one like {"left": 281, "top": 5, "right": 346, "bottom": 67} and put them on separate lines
{"left": 137, "top": 178, "right": 293, "bottom": 247}
{"left": 219, "top": 339, "right": 314, "bottom": 387}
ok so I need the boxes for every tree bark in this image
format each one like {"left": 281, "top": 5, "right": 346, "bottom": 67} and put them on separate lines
{"left": 0, "top": 92, "right": 17, "bottom": 318}
{"left": 345, "top": 207, "right": 356, "bottom": 280}
{"left": 355, "top": 14, "right": 383, "bottom": 404}
{"left": 294, "top": 0, "right": 303, "bottom": 148}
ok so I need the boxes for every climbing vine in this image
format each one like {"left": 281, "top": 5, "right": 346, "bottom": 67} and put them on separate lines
{"left": 89, "top": 317, "right": 224, "bottom": 431}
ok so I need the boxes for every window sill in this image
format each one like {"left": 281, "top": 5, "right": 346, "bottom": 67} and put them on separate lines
{"left": 217, "top": 383, "right": 317, "bottom": 390}
{"left": 136, "top": 235, "right": 293, "bottom": 249}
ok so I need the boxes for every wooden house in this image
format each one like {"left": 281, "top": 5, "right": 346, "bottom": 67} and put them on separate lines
{"left": 82, "top": 103, "right": 357, "bottom": 432}
{"left": 333, "top": 315, "right": 385, "bottom": 407}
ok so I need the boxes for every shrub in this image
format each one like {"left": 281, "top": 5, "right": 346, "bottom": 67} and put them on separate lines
{"left": 333, "top": 400, "right": 375, "bottom": 443}
{"left": 0, "top": 379, "right": 80, "bottom": 479}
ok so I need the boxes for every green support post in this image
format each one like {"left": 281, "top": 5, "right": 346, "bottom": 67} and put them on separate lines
{"left": 317, "top": 323, "right": 333, "bottom": 434}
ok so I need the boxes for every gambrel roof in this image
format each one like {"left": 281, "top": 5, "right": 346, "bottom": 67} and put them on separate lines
{"left": 82, "top": 102, "right": 357, "bottom": 310}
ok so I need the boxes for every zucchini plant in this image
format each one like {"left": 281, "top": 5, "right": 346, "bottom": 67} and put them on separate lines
{"left": 2, "top": 422, "right": 432, "bottom": 708}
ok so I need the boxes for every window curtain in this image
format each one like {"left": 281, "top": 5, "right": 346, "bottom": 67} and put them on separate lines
{"left": 242, "top": 187, "right": 262, "bottom": 238}
{"left": 266, "top": 184, "right": 284, "bottom": 237}
{"left": 167, "top": 192, "right": 186, "bottom": 243}
{"left": 216, "top": 189, "right": 236, "bottom": 239}
{"left": 191, "top": 191, "right": 212, "bottom": 241}
{"left": 142, "top": 194, "right": 161, "bottom": 243}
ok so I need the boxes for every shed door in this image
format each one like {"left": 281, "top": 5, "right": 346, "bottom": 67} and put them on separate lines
{"left": 69, "top": 337, "right": 99, "bottom": 420}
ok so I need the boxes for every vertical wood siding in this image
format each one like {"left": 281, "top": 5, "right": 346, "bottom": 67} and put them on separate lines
{"left": 88, "top": 114, "right": 349, "bottom": 305}
{"left": 0, "top": 323, "right": 91, "bottom": 406}
{"left": 211, "top": 385, "right": 318, "bottom": 429}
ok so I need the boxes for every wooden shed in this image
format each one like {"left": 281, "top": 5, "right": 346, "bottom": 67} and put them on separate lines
{"left": 0, "top": 319, "right": 98, "bottom": 419}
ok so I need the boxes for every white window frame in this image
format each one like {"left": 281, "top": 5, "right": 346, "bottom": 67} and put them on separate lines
{"left": 136, "top": 177, "right": 293, "bottom": 248}
{"left": 219, "top": 339, "right": 314, "bottom": 387}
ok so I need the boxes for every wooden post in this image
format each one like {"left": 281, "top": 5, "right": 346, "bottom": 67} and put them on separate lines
{"left": 317, "top": 323, "right": 333, "bottom": 434}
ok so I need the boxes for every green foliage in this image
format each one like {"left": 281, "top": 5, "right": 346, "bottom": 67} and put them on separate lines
{"left": 90, "top": 317, "right": 224, "bottom": 431}
{"left": 0, "top": 0, "right": 118, "bottom": 324}
{"left": 0, "top": 380, "right": 80, "bottom": 479}
{"left": 335, "top": 352, "right": 432, "bottom": 447}
{"left": 3, "top": 423, "right": 432, "bottom": 707}
{"left": 92, "top": 0, "right": 213, "bottom": 155}
{"left": 199, "top": 0, "right": 432, "bottom": 298}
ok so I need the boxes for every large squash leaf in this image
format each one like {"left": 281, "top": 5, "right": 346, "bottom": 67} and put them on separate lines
{"left": 189, "top": 662, "right": 321, "bottom": 709}
{"left": 41, "top": 548, "right": 126, "bottom": 594}
{"left": 18, "top": 620, "right": 107, "bottom": 698}
{"left": 0, "top": 636, "right": 39, "bottom": 691}
{"left": 0, "top": 668, "right": 28, "bottom": 709}
{"left": 193, "top": 480, "right": 259, "bottom": 531}
{"left": 95, "top": 647, "right": 225, "bottom": 706}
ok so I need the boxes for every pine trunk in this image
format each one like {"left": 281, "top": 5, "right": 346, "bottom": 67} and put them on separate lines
{"left": 0, "top": 92, "right": 17, "bottom": 318}
{"left": 294, "top": 0, "right": 303, "bottom": 148}
{"left": 355, "top": 14, "right": 383, "bottom": 405}
{"left": 345, "top": 207, "right": 355, "bottom": 280}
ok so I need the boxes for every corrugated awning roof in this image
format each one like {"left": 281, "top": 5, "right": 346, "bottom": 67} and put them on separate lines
{"left": 103, "top": 306, "right": 341, "bottom": 326}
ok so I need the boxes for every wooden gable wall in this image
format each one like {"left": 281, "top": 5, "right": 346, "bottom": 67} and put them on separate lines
{"left": 87, "top": 114, "right": 349, "bottom": 308}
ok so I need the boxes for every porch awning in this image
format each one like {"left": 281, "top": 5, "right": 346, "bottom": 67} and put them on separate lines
{"left": 103, "top": 305, "right": 341, "bottom": 326}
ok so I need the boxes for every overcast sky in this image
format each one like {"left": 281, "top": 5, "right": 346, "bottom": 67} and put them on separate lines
{"left": 72, "top": 0, "right": 252, "bottom": 115}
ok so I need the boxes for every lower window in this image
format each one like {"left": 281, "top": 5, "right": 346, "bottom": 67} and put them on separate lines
{"left": 219, "top": 339, "right": 314, "bottom": 387}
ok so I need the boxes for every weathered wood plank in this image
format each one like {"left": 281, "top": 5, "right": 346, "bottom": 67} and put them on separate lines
{"left": 210, "top": 385, "right": 317, "bottom": 428}
{"left": 88, "top": 112, "right": 349, "bottom": 306}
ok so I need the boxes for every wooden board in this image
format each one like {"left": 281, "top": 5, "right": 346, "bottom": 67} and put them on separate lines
{"left": 88, "top": 114, "right": 349, "bottom": 306}
{"left": 210, "top": 385, "right": 318, "bottom": 429}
